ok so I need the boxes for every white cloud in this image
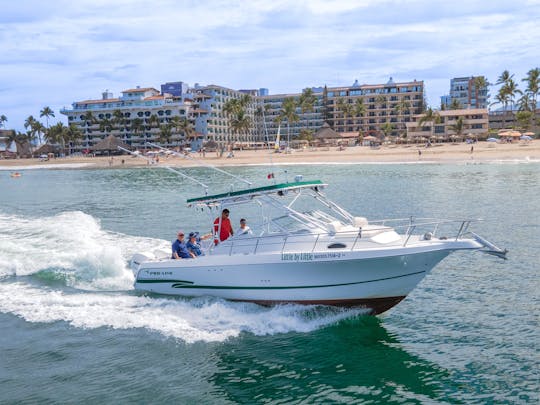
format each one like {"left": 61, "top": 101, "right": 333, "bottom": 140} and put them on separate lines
{"left": 1, "top": 0, "right": 539, "bottom": 130}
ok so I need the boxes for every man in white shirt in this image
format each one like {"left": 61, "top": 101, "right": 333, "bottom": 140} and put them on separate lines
{"left": 237, "top": 218, "right": 253, "bottom": 236}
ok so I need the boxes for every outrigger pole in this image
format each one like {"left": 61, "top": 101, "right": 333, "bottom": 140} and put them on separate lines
{"left": 146, "top": 142, "right": 253, "bottom": 187}
{"left": 117, "top": 146, "right": 209, "bottom": 193}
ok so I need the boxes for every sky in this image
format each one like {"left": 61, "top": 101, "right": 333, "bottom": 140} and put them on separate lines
{"left": 1, "top": 0, "right": 539, "bottom": 131}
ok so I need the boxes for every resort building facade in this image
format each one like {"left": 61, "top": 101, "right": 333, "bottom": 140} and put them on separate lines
{"left": 260, "top": 78, "right": 425, "bottom": 141}
{"left": 61, "top": 78, "right": 425, "bottom": 151}
{"left": 489, "top": 107, "right": 540, "bottom": 133}
{"left": 60, "top": 86, "right": 209, "bottom": 151}
{"left": 406, "top": 108, "right": 489, "bottom": 140}
{"left": 441, "top": 76, "right": 489, "bottom": 109}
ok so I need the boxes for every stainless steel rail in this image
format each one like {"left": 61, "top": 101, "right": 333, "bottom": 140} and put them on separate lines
{"left": 206, "top": 218, "right": 479, "bottom": 256}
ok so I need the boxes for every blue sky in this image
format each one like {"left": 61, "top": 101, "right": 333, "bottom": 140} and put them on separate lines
{"left": 1, "top": 0, "right": 539, "bottom": 131}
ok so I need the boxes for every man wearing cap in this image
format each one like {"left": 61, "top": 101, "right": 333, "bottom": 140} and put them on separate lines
{"left": 186, "top": 231, "right": 211, "bottom": 256}
{"left": 172, "top": 231, "right": 195, "bottom": 259}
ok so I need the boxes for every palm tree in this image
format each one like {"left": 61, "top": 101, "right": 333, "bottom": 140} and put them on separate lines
{"left": 418, "top": 108, "right": 441, "bottom": 139}
{"left": 393, "top": 99, "right": 410, "bottom": 134}
{"left": 278, "top": 97, "right": 299, "bottom": 146}
{"left": 178, "top": 118, "right": 194, "bottom": 145}
{"left": 375, "top": 95, "right": 387, "bottom": 108}
{"left": 298, "top": 88, "right": 317, "bottom": 131}
{"left": 449, "top": 99, "right": 462, "bottom": 110}
{"left": 230, "top": 110, "right": 252, "bottom": 144}
{"left": 335, "top": 98, "right": 346, "bottom": 130}
{"left": 82, "top": 111, "right": 96, "bottom": 148}
{"left": 47, "top": 122, "right": 69, "bottom": 154}
{"left": 449, "top": 116, "right": 465, "bottom": 141}
{"left": 131, "top": 117, "right": 144, "bottom": 138}
{"left": 5, "top": 130, "right": 17, "bottom": 151}
{"left": 145, "top": 114, "right": 159, "bottom": 146}
{"left": 23, "top": 115, "right": 39, "bottom": 152}
{"left": 354, "top": 98, "right": 366, "bottom": 133}
{"left": 39, "top": 106, "right": 55, "bottom": 144}
{"left": 32, "top": 121, "right": 46, "bottom": 147}
{"left": 0, "top": 115, "right": 7, "bottom": 129}
{"left": 491, "top": 92, "right": 510, "bottom": 129}
{"left": 99, "top": 118, "right": 114, "bottom": 138}
{"left": 24, "top": 115, "right": 37, "bottom": 132}
{"left": 522, "top": 68, "right": 539, "bottom": 111}
{"left": 496, "top": 70, "right": 514, "bottom": 86}
{"left": 380, "top": 122, "right": 395, "bottom": 140}
{"left": 113, "top": 109, "right": 126, "bottom": 136}
{"left": 472, "top": 76, "right": 490, "bottom": 107}
{"left": 503, "top": 78, "right": 522, "bottom": 110}
{"left": 157, "top": 123, "right": 173, "bottom": 146}
{"left": 66, "top": 124, "right": 82, "bottom": 154}
{"left": 9, "top": 131, "right": 32, "bottom": 157}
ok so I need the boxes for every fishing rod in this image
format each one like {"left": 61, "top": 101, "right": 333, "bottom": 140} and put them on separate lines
{"left": 146, "top": 142, "right": 253, "bottom": 186}
{"left": 117, "top": 146, "right": 209, "bottom": 192}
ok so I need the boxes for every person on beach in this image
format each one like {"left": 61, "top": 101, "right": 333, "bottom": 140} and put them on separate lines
{"left": 236, "top": 218, "right": 253, "bottom": 236}
{"left": 214, "top": 209, "right": 233, "bottom": 242}
{"left": 172, "top": 231, "right": 195, "bottom": 259}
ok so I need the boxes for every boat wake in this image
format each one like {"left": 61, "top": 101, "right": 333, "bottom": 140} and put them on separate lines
{"left": 0, "top": 211, "right": 161, "bottom": 290}
{"left": 0, "top": 211, "right": 366, "bottom": 342}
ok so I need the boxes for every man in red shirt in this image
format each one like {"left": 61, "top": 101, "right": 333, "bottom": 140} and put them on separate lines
{"left": 214, "top": 208, "right": 234, "bottom": 242}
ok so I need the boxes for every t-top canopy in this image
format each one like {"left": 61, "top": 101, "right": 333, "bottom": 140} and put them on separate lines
{"left": 187, "top": 180, "right": 326, "bottom": 204}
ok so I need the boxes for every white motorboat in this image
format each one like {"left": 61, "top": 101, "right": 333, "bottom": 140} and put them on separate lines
{"left": 130, "top": 176, "right": 507, "bottom": 315}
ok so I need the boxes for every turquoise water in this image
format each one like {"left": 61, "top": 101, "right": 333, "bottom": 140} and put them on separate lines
{"left": 0, "top": 163, "right": 538, "bottom": 403}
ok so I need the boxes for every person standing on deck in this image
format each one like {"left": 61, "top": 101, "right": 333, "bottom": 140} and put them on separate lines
{"left": 214, "top": 209, "right": 233, "bottom": 242}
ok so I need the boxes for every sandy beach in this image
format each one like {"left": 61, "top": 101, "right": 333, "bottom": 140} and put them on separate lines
{"left": 1, "top": 141, "right": 539, "bottom": 170}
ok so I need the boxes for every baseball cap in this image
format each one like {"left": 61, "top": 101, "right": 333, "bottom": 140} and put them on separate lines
{"left": 188, "top": 232, "right": 199, "bottom": 238}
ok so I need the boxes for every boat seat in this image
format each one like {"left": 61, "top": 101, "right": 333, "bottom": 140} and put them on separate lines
{"left": 354, "top": 216, "right": 369, "bottom": 227}
{"left": 326, "top": 221, "right": 343, "bottom": 234}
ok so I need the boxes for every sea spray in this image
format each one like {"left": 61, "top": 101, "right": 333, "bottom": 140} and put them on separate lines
{"left": 0, "top": 211, "right": 168, "bottom": 290}
{"left": 0, "top": 283, "right": 364, "bottom": 343}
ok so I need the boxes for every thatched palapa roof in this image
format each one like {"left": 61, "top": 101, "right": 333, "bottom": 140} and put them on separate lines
{"left": 33, "top": 143, "right": 61, "bottom": 157}
{"left": 91, "top": 135, "right": 131, "bottom": 152}
{"left": 313, "top": 122, "right": 342, "bottom": 140}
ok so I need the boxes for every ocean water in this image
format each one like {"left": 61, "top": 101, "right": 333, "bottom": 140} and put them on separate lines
{"left": 0, "top": 162, "right": 538, "bottom": 403}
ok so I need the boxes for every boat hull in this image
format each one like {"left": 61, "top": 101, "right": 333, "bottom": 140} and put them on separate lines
{"left": 133, "top": 248, "right": 454, "bottom": 314}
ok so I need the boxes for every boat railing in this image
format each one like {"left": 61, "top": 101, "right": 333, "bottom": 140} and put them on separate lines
{"left": 211, "top": 218, "right": 480, "bottom": 256}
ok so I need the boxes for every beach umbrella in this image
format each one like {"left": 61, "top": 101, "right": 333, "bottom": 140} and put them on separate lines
{"left": 522, "top": 132, "right": 535, "bottom": 137}
{"left": 487, "top": 137, "right": 498, "bottom": 142}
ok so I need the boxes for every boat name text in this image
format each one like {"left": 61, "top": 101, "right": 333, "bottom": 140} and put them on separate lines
{"left": 281, "top": 252, "right": 345, "bottom": 261}
{"left": 146, "top": 271, "right": 173, "bottom": 276}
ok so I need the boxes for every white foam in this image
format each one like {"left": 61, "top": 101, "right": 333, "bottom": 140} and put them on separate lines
{"left": 0, "top": 282, "right": 364, "bottom": 343}
{"left": 0, "top": 163, "right": 94, "bottom": 170}
{"left": 0, "top": 211, "right": 168, "bottom": 290}
{"left": 0, "top": 211, "right": 365, "bottom": 342}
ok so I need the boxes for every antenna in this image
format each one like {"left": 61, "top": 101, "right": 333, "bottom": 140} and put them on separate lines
{"left": 146, "top": 142, "right": 252, "bottom": 186}
{"left": 117, "top": 146, "right": 209, "bottom": 192}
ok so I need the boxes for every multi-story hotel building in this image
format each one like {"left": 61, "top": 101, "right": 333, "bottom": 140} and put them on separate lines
{"left": 260, "top": 78, "right": 425, "bottom": 140}
{"left": 61, "top": 78, "right": 425, "bottom": 151}
{"left": 60, "top": 86, "right": 209, "bottom": 151}
{"left": 441, "top": 76, "right": 489, "bottom": 109}
{"left": 61, "top": 84, "right": 267, "bottom": 151}
{"left": 406, "top": 108, "right": 489, "bottom": 140}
